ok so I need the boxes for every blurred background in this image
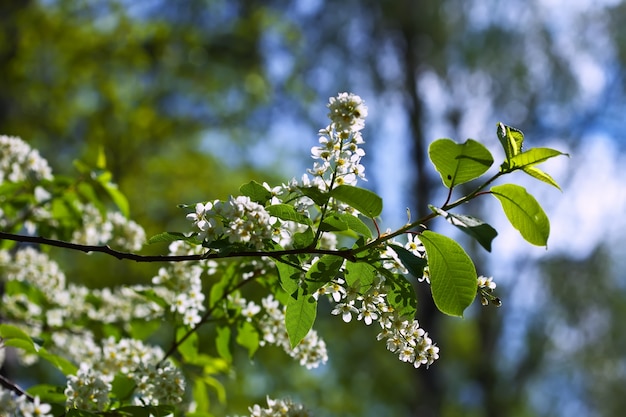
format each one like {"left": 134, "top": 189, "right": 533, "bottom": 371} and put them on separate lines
{"left": 1, "top": 0, "right": 626, "bottom": 416}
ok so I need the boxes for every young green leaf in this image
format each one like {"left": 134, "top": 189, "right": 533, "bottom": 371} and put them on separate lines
{"left": 177, "top": 327, "right": 199, "bottom": 363}
{"left": 236, "top": 320, "right": 259, "bottom": 358}
{"left": 215, "top": 326, "right": 232, "bottom": 363}
{"left": 497, "top": 123, "right": 524, "bottom": 160}
{"left": 429, "top": 138, "right": 494, "bottom": 188}
{"left": 507, "top": 147, "right": 568, "bottom": 171}
{"left": 418, "top": 231, "right": 477, "bottom": 317}
{"left": 100, "top": 180, "right": 130, "bottom": 217}
{"left": 429, "top": 205, "right": 498, "bottom": 252}
{"left": 522, "top": 166, "right": 562, "bottom": 190}
{"left": 239, "top": 180, "right": 272, "bottom": 204}
{"left": 285, "top": 289, "right": 317, "bottom": 348}
{"left": 491, "top": 184, "right": 550, "bottom": 246}
{"left": 330, "top": 185, "right": 383, "bottom": 217}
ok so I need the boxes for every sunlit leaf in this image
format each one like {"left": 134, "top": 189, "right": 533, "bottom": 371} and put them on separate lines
{"left": 344, "top": 261, "right": 377, "bottom": 291}
{"left": 491, "top": 184, "right": 550, "bottom": 246}
{"left": 239, "top": 180, "right": 271, "bottom": 204}
{"left": 285, "top": 288, "right": 317, "bottom": 348}
{"left": 507, "top": 147, "right": 568, "bottom": 170}
{"left": 522, "top": 166, "right": 562, "bottom": 190}
{"left": 275, "top": 259, "right": 302, "bottom": 295}
{"left": 330, "top": 185, "right": 383, "bottom": 217}
{"left": 303, "top": 255, "right": 344, "bottom": 294}
{"left": 267, "top": 204, "right": 312, "bottom": 225}
{"left": 497, "top": 122, "right": 524, "bottom": 160}
{"left": 418, "top": 231, "right": 477, "bottom": 317}
{"left": 177, "top": 327, "right": 199, "bottom": 363}
{"left": 429, "top": 138, "right": 494, "bottom": 188}
{"left": 215, "top": 326, "right": 232, "bottom": 363}
{"left": 236, "top": 321, "right": 259, "bottom": 358}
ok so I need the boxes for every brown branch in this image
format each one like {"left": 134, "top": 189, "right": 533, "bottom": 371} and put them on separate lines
{"left": 0, "top": 232, "right": 357, "bottom": 263}
{"left": 0, "top": 373, "right": 34, "bottom": 401}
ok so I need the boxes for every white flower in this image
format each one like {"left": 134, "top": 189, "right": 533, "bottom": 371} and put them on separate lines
{"left": 331, "top": 302, "right": 359, "bottom": 323}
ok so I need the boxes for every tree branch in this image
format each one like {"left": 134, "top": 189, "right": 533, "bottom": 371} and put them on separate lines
{"left": 0, "top": 373, "right": 34, "bottom": 401}
{"left": 0, "top": 232, "right": 357, "bottom": 263}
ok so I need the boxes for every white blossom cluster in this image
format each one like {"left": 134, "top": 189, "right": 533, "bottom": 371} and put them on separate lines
{"left": 0, "top": 135, "right": 53, "bottom": 184}
{"left": 152, "top": 241, "right": 212, "bottom": 326}
{"left": 61, "top": 336, "right": 185, "bottom": 410}
{"left": 0, "top": 248, "right": 164, "bottom": 336}
{"left": 229, "top": 293, "right": 329, "bottom": 369}
{"left": 186, "top": 196, "right": 275, "bottom": 249}
{"left": 244, "top": 396, "right": 310, "bottom": 417}
{"left": 0, "top": 387, "right": 53, "bottom": 417}
{"left": 187, "top": 93, "right": 368, "bottom": 249}
{"left": 320, "top": 270, "right": 439, "bottom": 369}
{"left": 71, "top": 202, "right": 146, "bottom": 251}
{"left": 308, "top": 93, "right": 367, "bottom": 190}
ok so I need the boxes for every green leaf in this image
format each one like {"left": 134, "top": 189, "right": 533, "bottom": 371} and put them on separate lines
{"left": 177, "top": 327, "right": 199, "bottom": 363}
{"left": 111, "top": 374, "right": 136, "bottom": 402}
{"left": 100, "top": 180, "right": 130, "bottom": 217}
{"left": 210, "top": 263, "right": 235, "bottom": 306}
{"left": 321, "top": 213, "right": 372, "bottom": 238}
{"left": 285, "top": 288, "right": 317, "bottom": 348}
{"left": 239, "top": 180, "right": 272, "bottom": 204}
{"left": 293, "top": 227, "right": 315, "bottom": 248}
{"left": 0, "top": 323, "right": 32, "bottom": 343}
{"left": 379, "top": 269, "right": 418, "bottom": 318}
{"left": 429, "top": 138, "right": 494, "bottom": 188}
{"left": 497, "top": 123, "right": 524, "bottom": 160}
{"left": 235, "top": 320, "right": 259, "bottom": 358}
{"left": 418, "top": 231, "right": 477, "bottom": 317}
{"left": 128, "top": 320, "right": 161, "bottom": 340}
{"left": 507, "top": 147, "right": 568, "bottom": 171}
{"left": 193, "top": 378, "right": 210, "bottom": 413}
{"left": 344, "top": 261, "right": 377, "bottom": 291}
{"left": 491, "top": 184, "right": 550, "bottom": 246}
{"left": 0, "top": 324, "right": 77, "bottom": 374}
{"left": 319, "top": 215, "right": 348, "bottom": 232}
{"left": 429, "top": 206, "right": 498, "bottom": 252}
{"left": 275, "top": 259, "right": 302, "bottom": 295}
{"left": 330, "top": 185, "right": 383, "bottom": 217}
{"left": 522, "top": 166, "right": 562, "bottom": 190}
{"left": 298, "top": 186, "right": 330, "bottom": 206}
{"left": 26, "top": 384, "right": 67, "bottom": 404}
{"left": 147, "top": 231, "right": 199, "bottom": 245}
{"left": 303, "top": 255, "right": 344, "bottom": 294}
{"left": 389, "top": 244, "right": 427, "bottom": 278}
{"left": 215, "top": 326, "right": 232, "bottom": 363}
{"left": 267, "top": 204, "right": 312, "bottom": 225}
